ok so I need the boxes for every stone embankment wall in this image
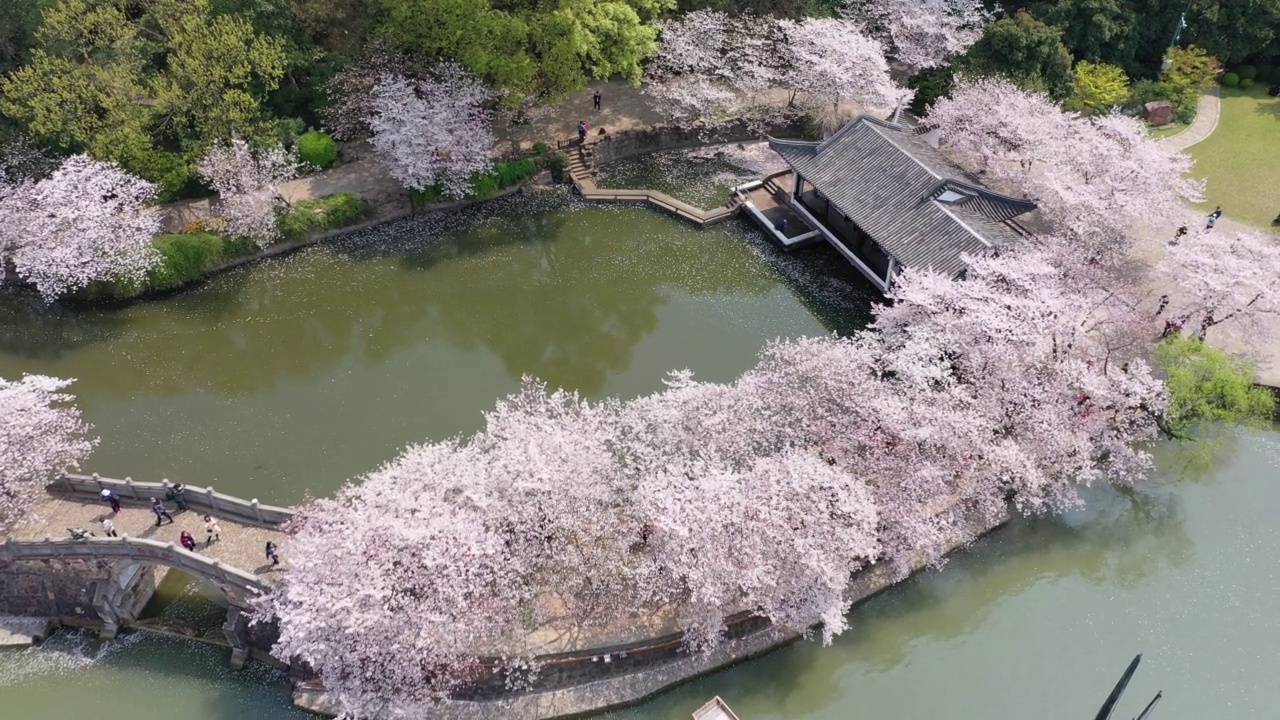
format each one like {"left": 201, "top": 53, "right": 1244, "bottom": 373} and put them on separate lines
{"left": 295, "top": 505, "right": 1009, "bottom": 719}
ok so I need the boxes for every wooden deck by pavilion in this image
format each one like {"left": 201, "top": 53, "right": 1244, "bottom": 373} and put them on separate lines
{"left": 765, "top": 114, "right": 1037, "bottom": 292}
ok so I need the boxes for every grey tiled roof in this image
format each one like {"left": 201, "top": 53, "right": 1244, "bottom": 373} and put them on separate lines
{"left": 769, "top": 115, "right": 1036, "bottom": 277}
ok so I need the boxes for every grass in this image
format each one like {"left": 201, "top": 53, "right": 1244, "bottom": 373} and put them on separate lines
{"left": 1149, "top": 122, "right": 1188, "bottom": 139}
{"left": 277, "top": 192, "right": 374, "bottom": 239}
{"left": 410, "top": 158, "right": 540, "bottom": 207}
{"left": 1187, "top": 86, "right": 1280, "bottom": 228}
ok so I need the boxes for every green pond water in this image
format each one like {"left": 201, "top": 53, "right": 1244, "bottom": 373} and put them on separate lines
{"left": 0, "top": 190, "right": 872, "bottom": 503}
{"left": 2, "top": 190, "right": 1277, "bottom": 719}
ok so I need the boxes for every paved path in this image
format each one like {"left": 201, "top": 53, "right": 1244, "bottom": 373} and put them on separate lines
{"left": 12, "top": 496, "right": 287, "bottom": 580}
{"left": 1160, "top": 88, "right": 1221, "bottom": 152}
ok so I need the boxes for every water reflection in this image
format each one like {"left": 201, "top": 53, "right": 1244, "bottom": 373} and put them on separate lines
{"left": 0, "top": 190, "right": 865, "bottom": 496}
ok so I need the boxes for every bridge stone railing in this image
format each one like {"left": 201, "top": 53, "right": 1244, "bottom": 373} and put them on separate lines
{"left": 0, "top": 535, "right": 272, "bottom": 599}
{"left": 0, "top": 535, "right": 274, "bottom": 667}
{"left": 51, "top": 473, "right": 294, "bottom": 528}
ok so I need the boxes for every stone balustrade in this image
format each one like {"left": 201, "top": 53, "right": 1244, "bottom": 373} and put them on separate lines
{"left": 52, "top": 473, "right": 293, "bottom": 528}
{"left": 0, "top": 535, "right": 271, "bottom": 600}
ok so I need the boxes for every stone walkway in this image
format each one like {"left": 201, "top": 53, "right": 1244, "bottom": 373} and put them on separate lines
{"left": 12, "top": 496, "right": 287, "bottom": 581}
{"left": 1160, "top": 88, "right": 1221, "bottom": 152}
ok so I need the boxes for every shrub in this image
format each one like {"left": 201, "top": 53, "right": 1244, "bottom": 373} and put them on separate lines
{"left": 72, "top": 231, "right": 259, "bottom": 302}
{"left": 1069, "top": 60, "right": 1130, "bottom": 112}
{"left": 277, "top": 192, "right": 373, "bottom": 239}
{"left": 410, "top": 185, "right": 444, "bottom": 207}
{"left": 1156, "top": 336, "right": 1276, "bottom": 439}
{"left": 540, "top": 152, "right": 568, "bottom": 182}
{"left": 1239, "top": 77, "right": 1255, "bottom": 89}
{"left": 1161, "top": 45, "right": 1222, "bottom": 93}
{"left": 1236, "top": 64, "right": 1257, "bottom": 81}
{"left": 296, "top": 131, "right": 339, "bottom": 169}
{"left": 1252, "top": 61, "right": 1272, "bottom": 81}
{"left": 531, "top": 142, "right": 551, "bottom": 155}
{"left": 492, "top": 158, "right": 536, "bottom": 188}
{"left": 469, "top": 174, "right": 500, "bottom": 199}
{"left": 1220, "top": 72, "right": 1240, "bottom": 87}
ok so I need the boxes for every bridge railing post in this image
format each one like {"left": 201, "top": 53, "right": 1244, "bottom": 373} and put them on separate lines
{"left": 92, "top": 473, "right": 104, "bottom": 496}
{"left": 124, "top": 477, "right": 138, "bottom": 501}
{"left": 206, "top": 487, "right": 220, "bottom": 514}
{"left": 251, "top": 499, "right": 262, "bottom": 524}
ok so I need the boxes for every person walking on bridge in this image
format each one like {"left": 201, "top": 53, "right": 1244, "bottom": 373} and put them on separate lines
{"left": 265, "top": 541, "right": 280, "bottom": 568}
{"left": 204, "top": 515, "right": 222, "bottom": 547}
{"left": 99, "top": 517, "right": 118, "bottom": 537}
{"left": 180, "top": 531, "right": 197, "bottom": 552}
{"left": 150, "top": 497, "right": 174, "bottom": 526}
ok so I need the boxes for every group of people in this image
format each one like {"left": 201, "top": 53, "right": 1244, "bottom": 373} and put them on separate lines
{"left": 95, "top": 486, "right": 281, "bottom": 567}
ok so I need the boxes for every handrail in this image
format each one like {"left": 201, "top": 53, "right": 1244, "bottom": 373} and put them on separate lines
{"left": 52, "top": 473, "right": 293, "bottom": 528}
{"left": 0, "top": 536, "right": 271, "bottom": 599}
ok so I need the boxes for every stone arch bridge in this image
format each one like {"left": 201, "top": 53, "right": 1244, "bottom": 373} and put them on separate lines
{"left": 1, "top": 473, "right": 292, "bottom": 668}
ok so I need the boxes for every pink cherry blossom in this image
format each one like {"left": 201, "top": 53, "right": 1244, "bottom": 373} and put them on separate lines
{"left": 198, "top": 139, "right": 300, "bottom": 247}
{"left": 843, "top": 0, "right": 989, "bottom": 70}
{"left": 0, "top": 374, "right": 97, "bottom": 534}
{"left": 1, "top": 155, "right": 161, "bottom": 299}
{"left": 367, "top": 68, "right": 495, "bottom": 198}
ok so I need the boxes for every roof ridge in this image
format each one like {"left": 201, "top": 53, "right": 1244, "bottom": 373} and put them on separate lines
{"left": 921, "top": 178, "right": 1037, "bottom": 214}
{"left": 863, "top": 120, "right": 942, "bottom": 181}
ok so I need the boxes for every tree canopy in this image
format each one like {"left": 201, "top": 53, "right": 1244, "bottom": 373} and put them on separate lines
{"left": 0, "top": 0, "right": 289, "bottom": 198}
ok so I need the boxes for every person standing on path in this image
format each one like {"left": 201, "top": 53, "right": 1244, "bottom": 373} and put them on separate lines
{"left": 204, "top": 515, "right": 222, "bottom": 547}
{"left": 1171, "top": 225, "right": 1187, "bottom": 244}
{"left": 265, "top": 541, "right": 280, "bottom": 568}
{"left": 577, "top": 120, "right": 588, "bottom": 144}
{"left": 593, "top": 90, "right": 601, "bottom": 112}
{"left": 99, "top": 518, "right": 118, "bottom": 537}
{"left": 150, "top": 497, "right": 174, "bottom": 526}
{"left": 101, "top": 489, "right": 121, "bottom": 514}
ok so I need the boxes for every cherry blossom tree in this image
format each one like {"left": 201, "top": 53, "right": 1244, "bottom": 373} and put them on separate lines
{"left": 1, "top": 155, "right": 161, "bottom": 299}
{"left": 367, "top": 67, "right": 495, "bottom": 198}
{"left": 1160, "top": 228, "right": 1280, "bottom": 338}
{"left": 842, "top": 0, "right": 989, "bottom": 71}
{"left": 643, "top": 11, "right": 787, "bottom": 124}
{"left": 874, "top": 249, "right": 1166, "bottom": 510}
{"left": 778, "top": 17, "right": 909, "bottom": 114}
{"left": 644, "top": 12, "right": 904, "bottom": 127}
{"left": 0, "top": 374, "right": 97, "bottom": 534}
{"left": 926, "top": 76, "right": 1203, "bottom": 264}
{"left": 320, "top": 42, "right": 417, "bottom": 142}
{"left": 198, "top": 139, "right": 300, "bottom": 247}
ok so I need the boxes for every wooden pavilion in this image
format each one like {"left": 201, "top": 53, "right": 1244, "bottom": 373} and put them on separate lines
{"left": 767, "top": 115, "right": 1037, "bottom": 292}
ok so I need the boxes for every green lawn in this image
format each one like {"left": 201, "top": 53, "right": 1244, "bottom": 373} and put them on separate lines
{"left": 1149, "top": 122, "right": 1188, "bottom": 139}
{"left": 1187, "top": 86, "right": 1280, "bottom": 228}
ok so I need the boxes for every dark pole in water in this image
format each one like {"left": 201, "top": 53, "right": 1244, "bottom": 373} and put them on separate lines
{"left": 1094, "top": 654, "right": 1142, "bottom": 720}
{"left": 1134, "top": 691, "right": 1163, "bottom": 720}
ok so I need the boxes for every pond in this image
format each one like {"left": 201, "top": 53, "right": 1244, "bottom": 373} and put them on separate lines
{"left": 3, "top": 188, "right": 1274, "bottom": 720}
{"left": 0, "top": 189, "right": 873, "bottom": 503}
